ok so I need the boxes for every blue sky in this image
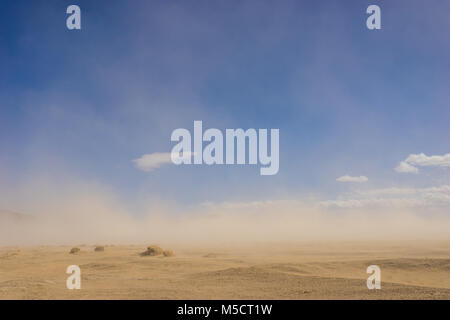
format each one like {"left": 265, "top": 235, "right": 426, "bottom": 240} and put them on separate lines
{"left": 1, "top": 0, "right": 449, "bottom": 216}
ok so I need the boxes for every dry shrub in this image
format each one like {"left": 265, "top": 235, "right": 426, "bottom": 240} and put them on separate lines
{"left": 162, "top": 250, "right": 174, "bottom": 257}
{"left": 140, "top": 245, "right": 163, "bottom": 256}
{"left": 70, "top": 247, "right": 80, "bottom": 254}
{"left": 94, "top": 246, "right": 105, "bottom": 252}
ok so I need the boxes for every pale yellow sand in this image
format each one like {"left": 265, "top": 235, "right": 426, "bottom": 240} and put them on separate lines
{"left": 1, "top": 241, "right": 449, "bottom": 299}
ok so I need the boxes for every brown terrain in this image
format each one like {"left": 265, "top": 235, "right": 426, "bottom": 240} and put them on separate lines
{"left": 1, "top": 241, "right": 449, "bottom": 299}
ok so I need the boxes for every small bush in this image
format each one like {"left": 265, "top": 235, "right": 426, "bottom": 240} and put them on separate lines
{"left": 163, "top": 250, "right": 174, "bottom": 257}
{"left": 94, "top": 246, "right": 105, "bottom": 252}
{"left": 140, "top": 245, "right": 163, "bottom": 256}
{"left": 70, "top": 247, "right": 80, "bottom": 254}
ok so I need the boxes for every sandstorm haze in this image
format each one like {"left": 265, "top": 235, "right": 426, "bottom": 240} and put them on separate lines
{"left": 1, "top": 1, "right": 449, "bottom": 245}
{"left": 1, "top": 1, "right": 450, "bottom": 300}
{"left": 1, "top": 174, "right": 450, "bottom": 246}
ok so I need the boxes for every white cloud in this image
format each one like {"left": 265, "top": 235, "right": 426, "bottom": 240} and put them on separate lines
{"left": 355, "top": 187, "right": 417, "bottom": 196}
{"left": 406, "top": 153, "right": 450, "bottom": 167}
{"left": 395, "top": 161, "right": 419, "bottom": 174}
{"left": 133, "top": 152, "right": 172, "bottom": 171}
{"left": 336, "top": 175, "right": 368, "bottom": 183}
{"left": 133, "top": 152, "right": 195, "bottom": 171}
{"left": 396, "top": 153, "right": 450, "bottom": 173}
{"left": 320, "top": 185, "right": 450, "bottom": 209}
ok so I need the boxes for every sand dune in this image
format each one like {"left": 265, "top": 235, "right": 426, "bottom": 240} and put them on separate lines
{"left": 0, "top": 242, "right": 449, "bottom": 299}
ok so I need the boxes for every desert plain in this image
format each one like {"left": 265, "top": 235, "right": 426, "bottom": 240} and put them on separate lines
{"left": 1, "top": 241, "right": 449, "bottom": 299}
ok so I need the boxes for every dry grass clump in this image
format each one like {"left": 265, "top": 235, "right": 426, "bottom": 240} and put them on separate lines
{"left": 69, "top": 247, "right": 80, "bottom": 254}
{"left": 140, "top": 245, "right": 163, "bottom": 256}
{"left": 94, "top": 246, "right": 105, "bottom": 252}
{"left": 140, "top": 245, "right": 174, "bottom": 257}
{"left": 163, "top": 250, "right": 174, "bottom": 257}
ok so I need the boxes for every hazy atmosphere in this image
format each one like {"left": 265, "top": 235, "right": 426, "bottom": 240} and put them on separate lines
{"left": 1, "top": 1, "right": 450, "bottom": 301}
{"left": 1, "top": 1, "right": 449, "bottom": 247}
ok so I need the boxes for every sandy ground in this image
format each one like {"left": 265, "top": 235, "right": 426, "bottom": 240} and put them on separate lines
{"left": 0, "top": 241, "right": 449, "bottom": 299}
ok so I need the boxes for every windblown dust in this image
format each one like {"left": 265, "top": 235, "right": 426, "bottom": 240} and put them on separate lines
{"left": 1, "top": 177, "right": 449, "bottom": 247}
